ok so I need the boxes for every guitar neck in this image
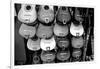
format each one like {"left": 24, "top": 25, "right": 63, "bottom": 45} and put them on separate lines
{"left": 83, "top": 15, "right": 91, "bottom": 61}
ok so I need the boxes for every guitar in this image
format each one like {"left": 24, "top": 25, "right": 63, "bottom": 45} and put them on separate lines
{"left": 57, "top": 37, "right": 69, "bottom": 48}
{"left": 74, "top": 8, "right": 83, "bottom": 22}
{"left": 57, "top": 50, "right": 70, "bottom": 61}
{"left": 18, "top": 4, "right": 37, "bottom": 23}
{"left": 27, "top": 38, "right": 40, "bottom": 51}
{"left": 40, "top": 51, "right": 55, "bottom": 62}
{"left": 71, "top": 36, "right": 84, "bottom": 48}
{"left": 38, "top": 5, "right": 54, "bottom": 23}
{"left": 56, "top": 6, "right": 71, "bottom": 24}
{"left": 53, "top": 23, "right": 69, "bottom": 37}
{"left": 70, "top": 22, "right": 84, "bottom": 37}
{"left": 40, "top": 36, "right": 56, "bottom": 51}
{"left": 72, "top": 49, "right": 82, "bottom": 58}
{"left": 36, "top": 23, "right": 53, "bottom": 39}
{"left": 19, "top": 24, "right": 36, "bottom": 39}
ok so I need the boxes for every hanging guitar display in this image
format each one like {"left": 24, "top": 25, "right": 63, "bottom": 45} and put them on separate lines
{"left": 36, "top": 23, "right": 53, "bottom": 39}
{"left": 27, "top": 38, "right": 41, "bottom": 51}
{"left": 19, "top": 24, "right": 36, "bottom": 39}
{"left": 18, "top": 4, "right": 37, "bottom": 24}
{"left": 56, "top": 6, "right": 71, "bottom": 24}
{"left": 53, "top": 23, "right": 69, "bottom": 37}
{"left": 38, "top": 5, "right": 54, "bottom": 24}
{"left": 15, "top": 3, "right": 94, "bottom": 65}
{"left": 40, "top": 36, "right": 56, "bottom": 51}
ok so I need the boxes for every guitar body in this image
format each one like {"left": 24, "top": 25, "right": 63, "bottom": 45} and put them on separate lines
{"left": 57, "top": 38, "right": 69, "bottom": 48}
{"left": 71, "top": 36, "right": 84, "bottom": 48}
{"left": 40, "top": 37, "right": 56, "bottom": 51}
{"left": 36, "top": 23, "right": 53, "bottom": 39}
{"left": 19, "top": 24, "right": 36, "bottom": 39}
{"left": 18, "top": 4, "right": 37, "bottom": 23}
{"left": 53, "top": 23, "right": 69, "bottom": 37}
{"left": 27, "top": 38, "right": 40, "bottom": 51}
{"left": 70, "top": 22, "right": 84, "bottom": 36}
{"left": 38, "top": 5, "right": 54, "bottom": 23}
{"left": 72, "top": 49, "right": 82, "bottom": 58}
{"left": 56, "top": 7, "right": 71, "bottom": 24}
{"left": 40, "top": 51, "right": 55, "bottom": 62}
{"left": 57, "top": 50, "right": 70, "bottom": 61}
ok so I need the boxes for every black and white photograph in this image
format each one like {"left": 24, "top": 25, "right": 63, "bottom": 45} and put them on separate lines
{"left": 14, "top": 3, "right": 94, "bottom": 66}
{"left": 2, "top": 0, "right": 100, "bottom": 69}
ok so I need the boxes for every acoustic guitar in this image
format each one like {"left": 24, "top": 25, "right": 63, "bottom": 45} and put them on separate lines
{"left": 27, "top": 38, "right": 41, "bottom": 51}
{"left": 56, "top": 6, "right": 71, "bottom": 24}
{"left": 57, "top": 50, "right": 70, "bottom": 61}
{"left": 53, "top": 23, "right": 69, "bottom": 37}
{"left": 18, "top": 4, "right": 37, "bottom": 23}
{"left": 36, "top": 23, "right": 53, "bottom": 39}
{"left": 74, "top": 8, "right": 83, "bottom": 22}
{"left": 70, "top": 22, "right": 84, "bottom": 37}
{"left": 38, "top": 5, "right": 54, "bottom": 23}
{"left": 72, "top": 49, "right": 82, "bottom": 58}
{"left": 71, "top": 36, "right": 84, "bottom": 48}
{"left": 57, "top": 37, "right": 69, "bottom": 48}
{"left": 40, "top": 51, "right": 55, "bottom": 62}
{"left": 19, "top": 24, "right": 36, "bottom": 39}
{"left": 40, "top": 36, "right": 56, "bottom": 51}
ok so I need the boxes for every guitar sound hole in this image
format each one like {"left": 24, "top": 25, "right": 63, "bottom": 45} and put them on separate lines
{"left": 62, "top": 7, "right": 66, "bottom": 11}
{"left": 44, "top": 5, "right": 49, "bottom": 10}
{"left": 33, "top": 56, "right": 39, "bottom": 61}
{"left": 26, "top": 5, "right": 31, "bottom": 11}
